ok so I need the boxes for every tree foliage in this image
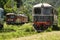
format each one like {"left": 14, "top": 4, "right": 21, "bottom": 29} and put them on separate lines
{"left": 14, "top": 0, "right": 23, "bottom": 8}
{"left": 0, "top": 0, "right": 8, "bottom": 8}
{"left": 4, "top": 0, "right": 17, "bottom": 13}
{"left": 0, "top": 0, "right": 60, "bottom": 22}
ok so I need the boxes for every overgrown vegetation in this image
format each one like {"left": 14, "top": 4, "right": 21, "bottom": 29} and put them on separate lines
{"left": 0, "top": 23, "right": 37, "bottom": 40}
{"left": 0, "top": 22, "right": 59, "bottom": 40}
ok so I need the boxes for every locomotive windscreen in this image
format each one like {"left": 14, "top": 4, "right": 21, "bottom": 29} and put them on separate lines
{"left": 43, "top": 7, "right": 53, "bottom": 15}
{"left": 7, "top": 15, "right": 15, "bottom": 18}
{"left": 34, "top": 7, "right": 52, "bottom": 14}
{"left": 34, "top": 8, "right": 41, "bottom": 14}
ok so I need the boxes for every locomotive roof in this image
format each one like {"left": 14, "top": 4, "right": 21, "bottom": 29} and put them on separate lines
{"left": 33, "top": 3, "right": 52, "bottom": 7}
{"left": 0, "top": 8, "right": 4, "bottom": 10}
{"left": 6, "top": 13, "right": 15, "bottom": 15}
{"left": 17, "top": 14, "right": 27, "bottom": 17}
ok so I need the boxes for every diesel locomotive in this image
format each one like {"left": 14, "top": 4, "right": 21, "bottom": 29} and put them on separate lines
{"left": 32, "top": 3, "right": 58, "bottom": 32}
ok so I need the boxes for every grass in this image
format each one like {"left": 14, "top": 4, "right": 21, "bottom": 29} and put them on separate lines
{"left": 0, "top": 23, "right": 37, "bottom": 40}
{"left": 11, "top": 31, "right": 60, "bottom": 40}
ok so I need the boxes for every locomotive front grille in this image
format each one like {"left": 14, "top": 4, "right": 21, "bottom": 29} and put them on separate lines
{"left": 34, "top": 16, "right": 53, "bottom": 22}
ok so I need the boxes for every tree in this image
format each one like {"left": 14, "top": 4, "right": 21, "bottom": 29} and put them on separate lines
{"left": 4, "top": 0, "right": 17, "bottom": 13}
{"left": 0, "top": 0, "right": 8, "bottom": 8}
{"left": 14, "top": 0, "right": 23, "bottom": 8}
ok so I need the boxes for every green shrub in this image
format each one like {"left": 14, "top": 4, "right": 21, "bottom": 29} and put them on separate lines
{"left": 46, "top": 27, "right": 52, "bottom": 32}
{"left": 0, "top": 23, "right": 37, "bottom": 39}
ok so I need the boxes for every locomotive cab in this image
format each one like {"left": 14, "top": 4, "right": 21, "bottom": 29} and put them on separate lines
{"left": 6, "top": 13, "right": 16, "bottom": 24}
{"left": 32, "top": 3, "right": 58, "bottom": 31}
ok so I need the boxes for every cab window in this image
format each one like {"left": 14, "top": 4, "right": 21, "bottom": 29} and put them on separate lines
{"left": 7, "top": 15, "right": 15, "bottom": 18}
{"left": 34, "top": 8, "right": 41, "bottom": 14}
{"left": 43, "top": 7, "right": 52, "bottom": 15}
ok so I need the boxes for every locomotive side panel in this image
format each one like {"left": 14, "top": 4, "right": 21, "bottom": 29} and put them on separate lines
{"left": 53, "top": 10, "right": 58, "bottom": 25}
{"left": 6, "top": 13, "right": 28, "bottom": 24}
{"left": 15, "top": 16, "right": 22, "bottom": 23}
{"left": 16, "top": 16, "right": 28, "bottom": 24}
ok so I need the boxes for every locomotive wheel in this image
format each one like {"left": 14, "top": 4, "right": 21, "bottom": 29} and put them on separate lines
{"left": 0, "top": 24, "right": 3, "bottom": 30}
{"left": 33, "top": 24, "right": 45, "bottom": 33}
